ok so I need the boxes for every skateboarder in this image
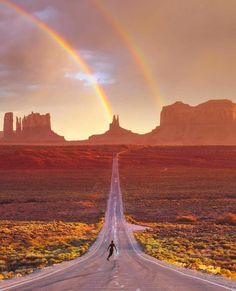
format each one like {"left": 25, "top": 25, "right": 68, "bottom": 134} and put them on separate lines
{"left": 107, "top": 240, "right": 117, "bottom": 261}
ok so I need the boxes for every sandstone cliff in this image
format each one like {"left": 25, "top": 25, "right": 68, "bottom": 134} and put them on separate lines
{"left": 146, "top": 99, "right": 236, "bottom": 145}
{"left": 3, "top": 112, "right": 14, "bottom": 139}
{"left": 2, "top": 112, "right": 65, "bottom": 143}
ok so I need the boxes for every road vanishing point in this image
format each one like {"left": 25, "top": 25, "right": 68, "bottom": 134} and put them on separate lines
{"left": 0, "top": 156, "right": 236, "bottom": 291}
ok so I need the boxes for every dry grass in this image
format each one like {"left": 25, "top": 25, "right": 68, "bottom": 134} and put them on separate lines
{"left": 176, "top": 215, "right": 198, "bottom": 223}
{"left": 120, "top": 146, "right": 236, "bottom": 279}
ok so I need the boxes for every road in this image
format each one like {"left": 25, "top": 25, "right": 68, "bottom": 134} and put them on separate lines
{"left": 0, "top": 156, "right": 235, "bottom": 291}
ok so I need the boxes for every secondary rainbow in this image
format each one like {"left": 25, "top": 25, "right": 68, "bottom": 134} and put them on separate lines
{"left": 0, "top": 0, "right": 113, "bottom": 120}
{"left": 93, "top": 0, "right": 164, "bottom": 108}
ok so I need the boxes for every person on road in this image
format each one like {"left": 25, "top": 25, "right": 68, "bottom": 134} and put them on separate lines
{"left": 107, "top": 240, "right": 117, "bottom": 261}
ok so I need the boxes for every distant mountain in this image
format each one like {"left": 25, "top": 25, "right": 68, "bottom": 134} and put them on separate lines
{"left": 145, "top": 99, "right": 236, "bottom": 145}
{"left": 88, "top": 115, "right": 142, "bottom": 144}
{"left": 1, "top": 99, "right": 236, "bottom": 145}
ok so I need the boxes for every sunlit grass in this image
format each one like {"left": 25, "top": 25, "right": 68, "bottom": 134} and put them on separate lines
{"left": 0, "top": 220, "right": 103, "bottom": 280}
{"left": 120, "top": 147, "right": 236, "bottom": 279}
{"left": 132, "top": 218, "right": 236, "bottom": 279}
{"left": 0, "top": 145, "right": 129, "bottom": 280}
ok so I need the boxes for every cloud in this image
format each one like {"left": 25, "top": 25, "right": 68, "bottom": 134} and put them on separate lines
{"left": 65, "top": 49, "right": 116, "bottom": 86}
{"left": 27, "top": 84, "right": 41, "bottom": 91}
{"left": 65, "top": 71, "right": 115, "bottom": 86}
{"left": 34, "top": 6, "right": 59, "bottom": 21}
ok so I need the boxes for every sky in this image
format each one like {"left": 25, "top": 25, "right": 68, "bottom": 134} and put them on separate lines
{"left": 0, "top": 0, "right": 236, "bottom": 140}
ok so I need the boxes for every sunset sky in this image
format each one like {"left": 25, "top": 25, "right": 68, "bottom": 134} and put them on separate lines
{"left": 0, "top": 0, "right": 236, "bottom": 140}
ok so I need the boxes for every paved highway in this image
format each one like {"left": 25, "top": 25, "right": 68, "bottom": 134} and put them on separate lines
{"left": 0, "top": 156, "right": 235, "bottom": 290}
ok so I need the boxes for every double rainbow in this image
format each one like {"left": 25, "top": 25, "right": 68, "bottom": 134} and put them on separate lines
{"left": 0, "top": 0, "right": 113, "bottom": 120}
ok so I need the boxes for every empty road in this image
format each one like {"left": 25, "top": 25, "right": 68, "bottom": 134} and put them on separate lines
{"left": 1, "top": 156, "right": 235, "bottom": 291}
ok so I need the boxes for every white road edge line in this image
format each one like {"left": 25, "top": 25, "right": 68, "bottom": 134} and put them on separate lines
{"left": 1, "top": 157, "right": 235, "bottom": 291}
{"left": 126, "top": 225, "right": 235, "bottom": 291}
{"left": 115, "top": 156, "right": 235, "bottom": 291}
{"left": 1, "top": 160, "right": 120, "bottom": 291}
{"left": 0, "top": 189, "right": 114, "bottom": 291}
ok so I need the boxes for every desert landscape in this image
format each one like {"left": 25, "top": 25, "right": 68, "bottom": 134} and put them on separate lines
{"left": 0, "top": 1, "right": 236, "bottom": 289}
{"left": 0, "top": 145, "right": 127, "bottom": 279}
{"left": 0, "top": 145, "right": 235, "bottom": 282}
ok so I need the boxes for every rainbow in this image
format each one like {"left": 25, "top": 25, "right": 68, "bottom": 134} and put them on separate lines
{"left": 93, "top": 0, "right": 163, "bottom": 108}
{"left": 0, "top": 0, "right": 113, "bottom": 120}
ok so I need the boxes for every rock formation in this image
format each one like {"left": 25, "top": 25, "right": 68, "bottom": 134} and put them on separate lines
{"left": 88, "top": 114, "right": 142, "bottom": 144}
{"left": 109, "top": 115, "right": 120, "bottom": 131}
{"left": 146, "top": 99, "right": 236, "bottom": 145}
{"left": 16, "top": 117, "right": 22, "bottom": 136}
{"left": 82, "top": 100, "right": 236, "bottom": 145}
{"left": 21, "top": 112, "right": 51, "bottom": 133}
{"left": 2, "top": 112, "right": 65, "bottom": 143}
{"left": 1, "top": 99, "right": 236, "bottom": 145}
{"left": 3, "top": 112, "right": 14, "bottom": 139}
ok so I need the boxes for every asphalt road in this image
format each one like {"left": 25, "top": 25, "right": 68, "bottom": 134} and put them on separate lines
{"left": 0, "top": 156, "right": 235, "bottom": 291}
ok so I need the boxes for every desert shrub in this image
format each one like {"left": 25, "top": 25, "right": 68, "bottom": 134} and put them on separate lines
{"left": 134, "top": 222, "right": 236, "bottom": 279}
{"left": 0, "top": 220, "right": 103, "bottom": 280}
{"left": 125, "top": 215, "right": 137, "bottom": 224}
{"left": 217, "top": 213, "right": 236, "bottom": 225}
{"left": 176, "top": 215, "right": 198, "bottom": 223}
